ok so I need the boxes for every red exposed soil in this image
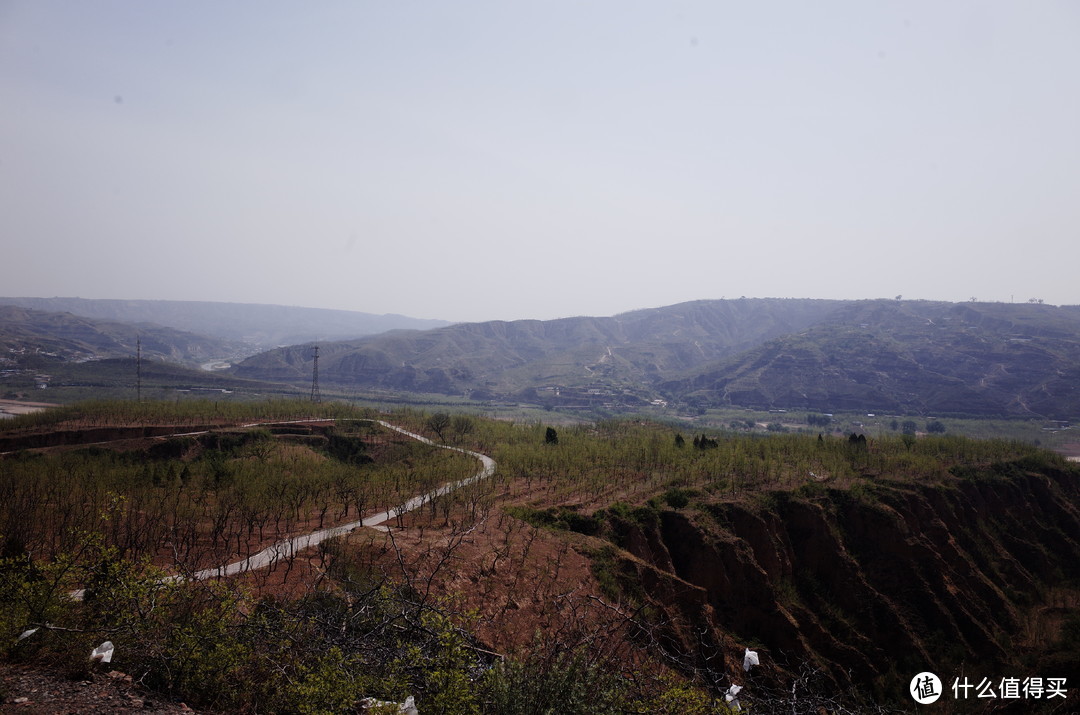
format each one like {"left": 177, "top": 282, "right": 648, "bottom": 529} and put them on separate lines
{"left": 11, "top": 419, "right": 1079, "bottom": 709}
{"left": 347, "top": 511, "right": 609, "bottom": 655}
{"left": 0, "top": 664, "right": 200, "bottom": 714}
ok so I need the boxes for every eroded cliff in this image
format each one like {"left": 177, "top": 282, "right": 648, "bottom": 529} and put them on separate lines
{"left": 601, "top": 455, "right": 1080, "bottom": 704}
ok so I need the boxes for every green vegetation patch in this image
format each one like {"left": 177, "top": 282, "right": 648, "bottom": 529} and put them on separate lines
{"left": 505, "top": 505, "right": 601, "bottom": 536}
{"left": 585, "top": 543, "right": 646, "bottom": 606}
{"left": 325, "top": 432, "right": 373, "bottom": 466}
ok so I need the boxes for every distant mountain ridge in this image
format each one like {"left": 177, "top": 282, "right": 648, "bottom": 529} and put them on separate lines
{"left": 663, "top": 300, "right": 1080, "bottom": 417}
{"left": 0, "top": 305, "right": 239, "bottom": 367}
{"left": 231, "top": 298, "right": 842, "bottom": 398}
{"left": 232, "top": 298, "right": 1080, "bottom": 418}
{"left": 8, "top": 296, "right": 1080, "bottom": 418}
{"left": 0, "top": 297, "right": 450, "bottom": 351}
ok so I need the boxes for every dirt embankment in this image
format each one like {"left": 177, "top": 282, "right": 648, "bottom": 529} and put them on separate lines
{"left": 0, "top": 426, "right": 228, "bottom": 453}
{"left": 606, "top": 461, "right": 1080, "bottom": 700}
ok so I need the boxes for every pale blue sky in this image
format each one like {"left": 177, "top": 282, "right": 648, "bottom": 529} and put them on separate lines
{"left": 2, "top": 1, "right": 1078, "bottom": 322}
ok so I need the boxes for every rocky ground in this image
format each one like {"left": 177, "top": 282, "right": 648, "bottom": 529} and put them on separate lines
{"left": 0, "top": 663, "right": 198, "bottom": 713}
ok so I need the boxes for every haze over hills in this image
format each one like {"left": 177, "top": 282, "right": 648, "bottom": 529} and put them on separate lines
{"left": 230, "top": 298, "right": 846, "bottom": 398}
{"left": 662, "top": 301, "right": 1080, "bottom": 418}
{"left": 0, "top": 304, "right": 241, "bottom": 367}
{"left": 233, "top": 298, "right": 1080, "bottom": 419}
{"left": 6, "top": 296, "right": 1080, "bottom": 419}
{"left": 0, "top": 297, "right": 451, "bottom": 351}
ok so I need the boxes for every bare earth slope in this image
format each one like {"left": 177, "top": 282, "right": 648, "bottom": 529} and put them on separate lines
{"left": 601, "top": 457, "right": 1080, "bottom": 702}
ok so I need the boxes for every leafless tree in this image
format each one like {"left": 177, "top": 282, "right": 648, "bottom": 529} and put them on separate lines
{"left": 426, "top": 413, "right": 451, "bottom": 442}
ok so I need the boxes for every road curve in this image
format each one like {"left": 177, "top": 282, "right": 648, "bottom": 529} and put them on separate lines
{"left": 70, "top": 418, "right": 496, "bottom": 596}
{"left": 187, "top": 419, "right": 496, "bottom": 579}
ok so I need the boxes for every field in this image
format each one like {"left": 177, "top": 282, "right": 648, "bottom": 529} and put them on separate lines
{"left": 2, "top": 399, "right": 1078, "bottom": 712}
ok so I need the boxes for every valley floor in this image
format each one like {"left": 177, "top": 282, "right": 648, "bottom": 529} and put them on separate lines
{"left": 0, "top": 400, "right": 55, "bottom": 419}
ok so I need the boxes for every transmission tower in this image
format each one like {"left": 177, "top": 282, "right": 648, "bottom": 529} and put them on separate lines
{"left": 310, "top": 344, "right": 322, "bottom": 403}
{"left": 136, "top": 335, "right": 142, "bottom": 402}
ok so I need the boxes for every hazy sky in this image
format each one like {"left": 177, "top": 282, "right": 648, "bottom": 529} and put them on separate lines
{"left": 2, "top": 2, "right": 1078, "bottom": 323}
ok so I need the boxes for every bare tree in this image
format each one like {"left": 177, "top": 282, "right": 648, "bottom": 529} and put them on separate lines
{"left": 426, "top": 413, "right": 450, "bottom": 442}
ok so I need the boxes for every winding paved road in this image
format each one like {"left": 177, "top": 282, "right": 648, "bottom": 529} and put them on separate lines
{"left": 187, "top": 420, "right": 496, "bottom": 579}
{"left": 70, "top": 418, "right": 496, "bottom": 596}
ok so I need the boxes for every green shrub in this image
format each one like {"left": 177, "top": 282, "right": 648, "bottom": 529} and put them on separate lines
{"left": 482, "top": 649, "right": 626, "bottom": 714}
{"left": 326, "top": 433, "right": 373, "bottom": 465}
{"left": 662, "top": 488, "right": 694, "bottom": 510}
{"left": 505, "top": 506, "right": 601, "bottom": 536}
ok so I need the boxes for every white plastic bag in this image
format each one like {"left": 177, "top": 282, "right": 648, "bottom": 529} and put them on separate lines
{"left": 359, "top": 695, "right": 418, "bottom": 713}
{"left": 725, "top": 683, "right": 743, "bottom": 711}
{"left": 91, "top": 640, "right": 114, "bottom": 664}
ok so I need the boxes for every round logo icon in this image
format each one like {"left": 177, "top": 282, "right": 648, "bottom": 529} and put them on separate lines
{"left": 910, "top": 672, "right": 942, "bottom": 704}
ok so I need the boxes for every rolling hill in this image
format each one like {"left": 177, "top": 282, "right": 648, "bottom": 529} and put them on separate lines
{"left": 8, "top": 296, "right": 1080, "bottom": 419}
{"left": 662, "top": 301, "right": 1080, "bottom": 417}
{"left": 0, "top": 304, "right": 240, "bottom": 367}
{"left": 0, "top": 297, "right": 450, "bottom": 351}
{"left": 233, "top": 299, "right": 1080, "bottom": 418}
{"left": 231, "top": 299, "right": 845, "bottom": 402}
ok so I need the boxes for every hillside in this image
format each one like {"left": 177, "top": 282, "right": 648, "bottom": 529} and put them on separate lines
{"left": 232, "top": 298, "right": 844, "bottom": 402}
{"left": 663, "top": 300, "right": 1080, "bottom": 418}
{"left": 9, "top": 296, "right": 1080, "bottom": 419}
{"left": 2, "top": 405, "right": 1078, "bottom": 711}
{"left": 0, "top": 305, "right": 240, "bottom": 367}
{"left": 604, "top": 459, "right": 1080, "bottom": 699}
{"left": 233, "top": 299, "right": 1080, "bottom": 418}
{"left": 0, "top": 297, "right": 450, "bottom": 351}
